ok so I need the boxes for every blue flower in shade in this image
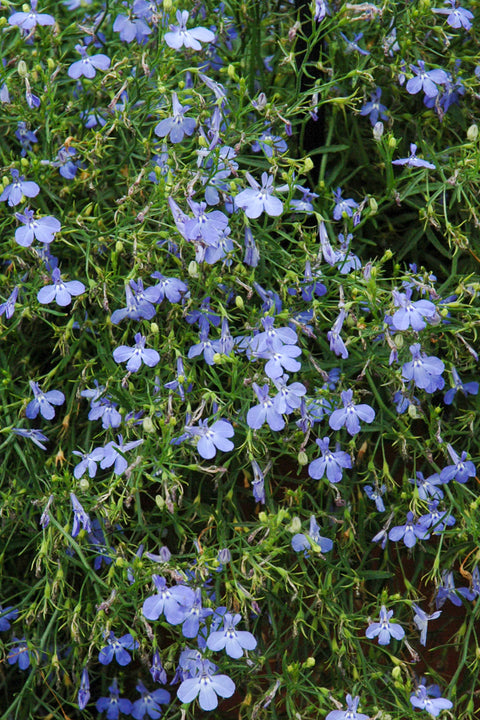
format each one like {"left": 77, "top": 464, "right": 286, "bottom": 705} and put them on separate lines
{"left": 14, "top": 208, "right": 61, "bottom": 247}
{"left": 164, "top": 10, "right": 215, "bottom": 50}
{"left": 273, "top": 376, "right": 306, "bottom": 414}
{"left": 177, "top": 658, "right": 235, "bottom": 711}
{"left": 88, "top": 396, "right": 122, "bottom": 429}
{"left": 402, "top": 343, "right": 445, "bottom": 393}
{"left": 100, "top": 436, "right": 144, "bottom": 475}
{"left": 410, "top": 683, "right": 453, "bottom": 717}
{"left": 185, "top": 419, "right": 234, "bottom": 459}
{"left": 181, "top": 589, "right": 213, "bottom": 639}
{"left": 234, "top": 172, "right": 283, "bottom": 218}
{"left": 0, "top": 286, "right": 19, "bottom": 320}
{"left": 359, "top": 87, "right": 389, "bottom": 126}
{"left": 37, "top": 267, "right": 85, "bottom": 306}
{"left": 132, "top": 680, "right": 171, "bottom": 720}
{"left": 388, "top": 511, "right": 430, "bottom": 547}
{"left": 439, "top": 444, "right": 476, "bottom": 484}
{"left": 113, "top": 333, "right": 160, "bottom": 372}
{"left": 444, "top": 367, "right": 479, "bottom": 404}
{"left": 247, "top": 383, "right": 285, "bottom": 431}
{"left": 328, "top": 389, "right": 375, "bottom": 436}
{"left": 8, "top": 0, "right": 55, "bottom": 30}
{"left": 96, "top": 678, "right": 133, "bottom": 719}
{"left": 332, "top": 187, "right": 358, "bottom": 220}
{"left": 291, "top": 515, "right": 333, "bottom": 555}
{"left": 150, "top": 273, "right": 188, "bottom": 303}
{"left": 251, "top": 128, "right": 288, "bottom": 157}
{"left": 340, "top": 31, "right": 370, "bottom": 55}
{"left": 406, "top": 61, "right": 449, "bottom": 98}
{"left": 25, "top": 381, "right": 65, "bottom": 421}
{"left": 0, "top": 169, "right": 40, "bottom": 207}
{"left": 390, "top": 287, "right": 436, "bottom": 330}
{"left": 72, "top": 447, "right": 105, "bottom": 479}
{"left": 243, "top": 226, "right": 260, "bottom": 267}
{"left": 77, "top": 667, "right": 90, "bottom": 710}
{"left": 327, "top": 310, "right": 349, "bottom": 359}
{"left": 364, "top": 484, "right": 386, "bottom": 512}
{"left": 164, "top": 357, "right": 192, "bottom": 400}
{"left": 418, "top": 501, "right": 455, "bottom": 534}
{"left": 436, "top": 570, "right": 463, "bottom": 609}
{"left": 15, "top": 121, "right": 38, "bottom": 155}
{"left": 184, "top": 198, "right": 229, "bottom": 246}
{"left": 111, "top": 283, "right": 155, "bottom": 323}
{"left": 70, "top": 493, "right": 92, "bottom": 537}
{"left": 365, "top": 605, "right": 405, "bottom": 645}
{"left": 326, "top": 694, "right": 368, "bottom": 720}
{"left": 68, "top": 44, "right": 111, "bottom": 79}
{"left": 206, "top": 612, "right": 257, "bottom": 658}
{"left": 412, "top": 604, "right": 442, "bottom": 646}
{"left": 12, "top": 427, "right": 48, "bottom": 450}
{"left": 0, "top": 605, "right": 18, "bottom": 632}
{"left": 7, "top": 638, "right": 30, "bottom": 670}
{"left": 142, "top": 575, "right": 195, "bottom": 625}
{"left": 150, "top": 651, "right": 167, "bottom": 684}
{"left": 308, "top": 437, "right": 352, "bottom": 484}
{"left": 392, "top": 144, "right": 436, "bottom": 170}
{"left": 251, "top": 459, "right": 266, "bottom": 503}
{"left": 409, "top": 471, "right": 443, "bottom": 499}
{"left": 433, "top": 0, "right": 473, "bottom": 30}
{"left": 154, "top": 92, "right": 196, "bottom": 144}
{"left": 98, "top": 632, "right": 139, "bottom": 666}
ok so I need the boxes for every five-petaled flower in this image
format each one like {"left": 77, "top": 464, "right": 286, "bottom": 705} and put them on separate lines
{"left": 365, "top": 605, "right": 405, "bottom": 645}
{"left": 234, "top": 172, "right": 283, "bottom": 218}
{"left": 206, "top": 612, "right": 257, "bottom": 658}
{"left": 308, "top": 437, "right": 352, "bottom": 484}
{"left": 68, "top": 44, "right": 111, "bottom": 79}
{"left": 98, "top": 631, "right": 139, "bottom": 666}
{"left": 37, "top": 267, "right": 85, "bottom": 306}
{"left": 164, "top": 10, "right": 215, "bottom": 50}
{"left": 25, "top": 381, "right": 65, "bottom": 420}
{"left": 326, "top": 694, "right": 369, "bottom": 720}
{"left": 176, "top": 658, "right": 235, "bottom": 711}
{"left": 328, "top": 389, "right": 375, "bottom": 436}
{"left": 113, "top": 333, "right": 160, "bottom": 373}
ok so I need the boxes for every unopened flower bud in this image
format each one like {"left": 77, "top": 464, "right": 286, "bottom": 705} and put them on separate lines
{"left": 17, "top": 60, "right": 28, "bottom": 78}
{"left": 79, "top": 478, "right": 89, "bottom": 492}
{"left": 388, "top": 136, "right": 397, "bottom": 149}
{"left": 143, "top": 416, "right": 155, "bottom": 433}
{"left": 235, "top": 295, "right": 244, "bottom": 310}
{"left": 373, "top": 121, "right": 384, "bottom": 141}
{"left": 298, "top": 450, "right": 308, "bottom": 466}
{"left": 188, "top": 260, "right": 199, "bottom": 278}
{"left": 467, "top": 124, "right": 478, "bottom": 142}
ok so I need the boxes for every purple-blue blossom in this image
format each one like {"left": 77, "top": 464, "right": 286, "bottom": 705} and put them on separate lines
{"left": 142, "top": 575, "right": 195, "bottom": 624}
{"left": 433, "top": 0, "right": 473, "bottom": 31}
{"left": 332, "top": 187, "right": 358, "bottom": 220}
{"left": 98, "top": 631, "right": 139, "bottom": 666}
{"left": 402, "top": 343, "right": 445, "bottom": 393}
{"left": 412, "top": 604, "right": 442, "bottom": 645}
{"left": 392, "top": 143, "right": 436, "bottom": 170}
{"left": 365, "top": 605, "right": 405, "bottom": 645}
{"left": 68, "top": 44, "right": 111, "bottom": 79}
{"left": 439, "top": 444, "right": 476, "bottom": 483}
{"left": 25, "top": 381, "right": 65, "bottom": 421}
{"left": 150, "top": 272, "right": 188, "bottom": 303}
{"left": 234, "top": 172, "right": 283, "bottom": 218}
{"left": 8, "top": 0, "right": 55, "bottom": 30}
{"left": 408, "top": 471, "right": 443, "bottom": 500}
{"left": 291, "top": 515, "right": 333, "bottom": 555}
{"left": 444, "top": 367, "right": 479, "bottom": 404}
{"left": 406, "top": 61, "right": 449, "bottom": 98}
{"left": 0, "top": 605, "right": 18, "bottom": 632}
{"left": 12, "top": 427, "right": 49, "bottom": 450}
{"left": 132, "top": 681, "right": 170, "bottom": 720}
{"left": 326, "top": 694, "right": 368, "bottom": 720}
{"left": 7, "top": 638, "right": 30, "bottom": 670}
{"left": 206, "top": 612, "right": 257, "bottom": 658}
{"left": 164, "top": 10, "right": 215, "bottom": 50}
{"left": 176, "top": 658, "right": 235, "bottom": 711}
{"left": 410, "top": 683, "right": 453, "bottom": 717}
{"left": 185, "top": 419, "right": 234, "bottom": 459}
{"left": 113, "top": 333, "right": 160, "bottom": 372}
{"left": 390, "top": 287, "right": 436, "bottom": 330}
{"left": 100, "top": 436, "right": 144, "bottom": 475}
{"left": 70, "top": 493, "right": 92, "bottom": 537}
{"left": 364, "top": 484, "right": 386, "bottom": 512}
{"left": 96, "top": 678, "right": 133, "bottom": 719}
{"left": 388, "top": 511, "right": 430, "bottom": 548}
{"left": 0, "top": 286, "right": 19, "bottom": 320}
{"left": 0, "top": 169, "right": 40, "bottom": 207}
{"left": 14, "top": 208, "right": 61, "bottom": 247}
{"left": 418, "top": 501, "right": 455, "bottom": 533}
{"left": 37, "top": 267, "right": 85, "bottom": 306}
{"left": 154, "top": 93, "right": 196, "bottom": 144}
{"left": 308, "top": 437, "right": 352, "bottom": 484}
{"left": 436, "top": 570, "right": 463, "bottom": 608}
{"left": 359, "top": 87, "right": 388, "bottom": 126}
{"left": 328, "top": 389, "right": 375, "bottom": 436}
{"left": 247, "top": 382, "right": 285, "bottom": 431}
{"left": 113, "top": 13, "right": 152, "bottom": 44}
{"left": 327, "top": 310, "right": 349, "bottom": 359}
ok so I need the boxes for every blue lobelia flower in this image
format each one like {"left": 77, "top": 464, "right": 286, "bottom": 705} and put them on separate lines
{"left": 177, "top": 658, "right": 235, "bottom": 711}
{"left": 443, "top": 366, "right": 479, "bottom": 404}
{"left": 439, "top": 443, "right": 476, "bottom": 483}
{"left": 98, "top": 631, "right": 139, "bottom": 666}
{"left": 308, "top": 437, "right": 352, "bottom": 484}
{"left": 206, "top": 612, "right": 257, "bottom": 658}
{"left": 408, "top": 471, "right": 443, "bottom": 500}
{"left": 150, "top": 272, "right": 188, "bottom": 303}
{"left": 77, "top": 667, "right": 90, "bottom": 710}
{"left": 329, "top": 389, "right": 375, "bottom": 436}
{"left": 273, "top": 376, "right": 306, "bottom": 414}
{"left": 339, "top": 31, "right": 370, "bottom": 55}
{"left": 132, "top": 680, "right": 170, "bottom": 720}
{"left": 142, "top": 575, "right": 195, "bottom": 625}
{"left": 417, "top": 501, "right": 455, "bottom": 534}
{"left": 234, "top": 172, "right": 283, "bottom": 218}
{"left": 154, "top": 92, "right": 196, "bottom": 144}
{"left": 113, "top": 333, "right": 160, "bottom": 372}
{"left": 25, "top": 381, "right": 65, "bottom": 421}
{"left": 100, "top": 435, "right": 144, "bottom": 475}
{"left": 365, "top": 605, "right": 405, "bottom": 645}
{"left": 96, "top": 678, "right": 133, "bottom": 719}
{"left": 12, "top": 427, "right": 48, "bottom": 450}
{"left": 326, "top": 694, "right": 369, "bottom": 720}
{"left": 412, "top": 604, "right": 442, "bottom": 646}
{"left": 70, "top": 493, "right": 92, "bottom": 537}
{"left": 410, "top": 683, "right": 453, "bottom": 717}
{"left": 390, "top": 286, "right": 436, "bottom": 329}
{"left": 72, "top": 447, "right": 105, "bottom": 479}
{"left": 184, "top": 198, "right": 229, "bottom": 246}
{"left": 436, "top": 570, "right": 463, "bottom": 609}
{"left": 458, "top": 566, "right": 480, "bottom": 601}
{"left": 359, "top": 87, "right": 389, "bottom": 126}
{"left": 327, "top": 309, "right": 349, "bottom": 359}
{"left": 0, "top": 605, "right": 18, "bottom": 632}
{"left": 7, "top": 638, "right": 31, "bottom": 670}
{"left": 150, "top": 651, "right": 167, "bottom": 684}
{"left": 113, "top": 12, "right": 152, "bottom": 44}
{"left": 181, "top": 589, "right": 213, "bottom": 639}
{"left": 332, "top": 187, "right": 358, "bottom": 220}
{"left": 37, "top": 267, "right": 85, "bottom": 306}
{"left": 0, "top": 169, "right": 40, "bottom": 207}
{"left": 164, "top": 10, "right": 215, "bottom": 50}
{"left": 388, "top": 511, "right": 430, "bottom": 548}
{"left": 14, "top": 208, "right": 61, "bottom": 247}
{"left": 8, "top": 0, "right": 55, "bottom": 30}
{"left": 291, "top": 515, "right": 333, "bottom": 556}
{"left": 0, "top": 286, "right": 19, "bottom": 320}
{"left": 185, "top": 419, "right": 234, "bottom": 459}
{"left": 251, "top": 459, "right": 266, "bottom": 503}
{"left": 247, "top": 383, "right": 285, "bottom": 431}
{"left": 364, "top": 484, "right": 386, "bottom": 512}
{"left": 406, "top": 60, "right": 449, "bottom": 98}
{"left": 433, "top": 0, "right": 473, "bottom": 31}
{"left": 401, "top": 343, "right": 445, "bottom": 393}
{"left": 68, "top": 44, "right": 111, "bottom": 79}
{"left": 15, "top": 121, "right": 38, "bottom": 156}
{"left": 392, "top": 143, "right": 436, "bottom": 170}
